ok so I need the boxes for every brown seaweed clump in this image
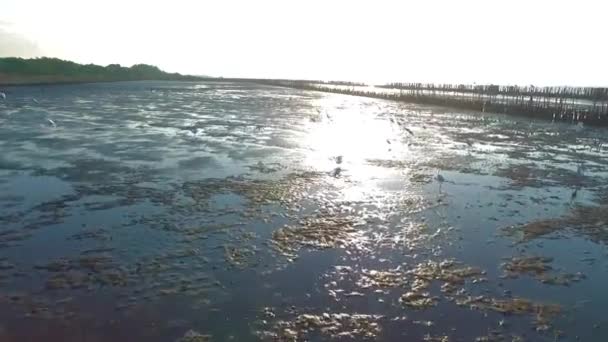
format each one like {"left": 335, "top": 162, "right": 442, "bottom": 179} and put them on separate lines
{"left": 357, "top": 269, "right": 406, "bottom": 288}
{"left": 270, "top": 216, "right": 360, "bottom": 259}
{"left": 182, "top": 171, "right": 325, "bottom": 212}
{"left": 409, "top": 260, "right": 485, "bottom": 288}
{"left": 399, "top": 291, "right": 438, "bottom": 309}
{"left": 423, "top": 335, "right": 450, "bottom": 342}
{"left": 175, "top": 330, "right": 211, "bottom": 342}
{"left": 224, "top": 245, "right": 257, "bottom": 268}
{"left": 503, "top": 204, "right": 608, "bottom": 243}
{"left": 501, "top": 256, "right": 584, "bottom": 286}
{"left": 501, "top": 219, "right": 563, "bottom": 242}
{"left": 502, "top": 256, "right": 553, "bottom": 278}
{"left": 474, "top": 331, "right": 524, "bottom": 342}
{"left": 262, "top": 313, "right": 383, "bottom": 341}
{"left": 455, "top": 296, "right": 561, "bottom": 332}
{"left": 35, "top": 253, "right": 129, "bottom": 290}
{"left": 397, "top": 260, "right": 485, "bottom": 309}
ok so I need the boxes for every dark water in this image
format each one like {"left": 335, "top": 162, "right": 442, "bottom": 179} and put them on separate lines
{"left": 1, "top": 81, "right": 607, "bottom": 341}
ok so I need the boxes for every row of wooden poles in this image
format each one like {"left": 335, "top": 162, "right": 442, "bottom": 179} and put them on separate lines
{"left": 256, "top": 80, "right": 608, "bottom": 126}
{"left": 381, "top": 83, "right": 608, "bottom": 102}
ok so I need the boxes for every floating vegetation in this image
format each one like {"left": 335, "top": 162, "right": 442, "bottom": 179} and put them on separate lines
{"left": 224, "top": 244, "right": 257, "bottom": 268}
{"left": 271, "top": 216, "right": 360, "bottom": 259}
{"left": 357, "top": 269, "right": 406, "bottom": 288}
{"left": 455, "top": 296, "right": 561, "bottom": 331}
{"left": 396, "top": 260, "right": 485, "bottom": 309}
{"left": 423, "top": 335, "right": 449, "bottom": 342}
{"left": 503, "top": 204, "right": 608, "bottom": 243}
{"left": 35, "top": 253, "right": 129, "bottom": 291}
{"left": 502, "top": 256, "right": 585, "bottom": 286}
{"left": 261, "top": 313, "right": 383, "bottom": 341}
{"left": 410, "top": 173, "right": 433, "bottom": 184}
{"left": 475, "top": 331, "right": 524, "bottom": 342}
{"left": 502, "top": 256, "right": 551, "bottom": 277}
{"left": 366, "top": 159, "right": 411, "bottom": 169}
{"left": 182, "top": 171, "right": 325, "bottom": 211}
{"left": 494, "top": 164, "right": 552, "bottom": 188}
{"left": 409, "top": 260, "right": 485, "bottom": 287}
{"left": 494, "top": 163, "right": 595, "bottom": 189}
{"left": 399, "top": 291, "right": 438, "bottom": 309}
{"left": 176, "top": 330, "right": 212, "bottom": 342}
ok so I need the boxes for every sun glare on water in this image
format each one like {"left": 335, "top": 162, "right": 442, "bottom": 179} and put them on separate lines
{"left": 299, "top": 97, "right": 409, "bottom": 193}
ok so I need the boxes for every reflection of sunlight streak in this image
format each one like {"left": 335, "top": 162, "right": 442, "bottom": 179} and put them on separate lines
{"left": 301, "top": 98, "right": 407, "bottom": 177}
{"left": 294, "top": 96, "right": 427, "bottom": 204}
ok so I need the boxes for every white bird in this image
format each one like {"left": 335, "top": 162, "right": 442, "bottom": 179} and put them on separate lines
{"left": 0, "top": 92, "right": 5, "bottom": 100}
{"left": 47, "top": 118, "right": 56, "bottom": 127}
{"left": 32, "top": 98, "right": 39, "bottom": 104}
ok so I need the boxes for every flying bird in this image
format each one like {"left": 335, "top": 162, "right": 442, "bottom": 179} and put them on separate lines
{"left": 47, "top": 118, "right": 56, "bottom": 127}
{"left": 0, "top": 92, "right": 6, "bottom": 100}
{"left": 403, "top": 127, "right": 414, "bottom": 135}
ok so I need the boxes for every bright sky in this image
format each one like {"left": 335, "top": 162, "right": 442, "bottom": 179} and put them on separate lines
{"left": 1, "top": 0, "right": 607, "bottom": 86}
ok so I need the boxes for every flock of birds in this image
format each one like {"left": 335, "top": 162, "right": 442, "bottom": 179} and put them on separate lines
{"left": 0, "top": 91, "right": 56, "bottom": 127}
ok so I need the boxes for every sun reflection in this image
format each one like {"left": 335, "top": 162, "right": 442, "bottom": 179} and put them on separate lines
{"left": 300, "top": 97, "right": 407, "bottom": 177}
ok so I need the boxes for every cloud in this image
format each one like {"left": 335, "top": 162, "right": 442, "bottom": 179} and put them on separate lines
{"left": 0, "top": 26, "right": 42, "bottom": 58}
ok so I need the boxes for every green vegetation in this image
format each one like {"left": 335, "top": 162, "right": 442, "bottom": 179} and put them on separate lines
{"left": 0, "top": 57, "right": 202, "bottom": 85}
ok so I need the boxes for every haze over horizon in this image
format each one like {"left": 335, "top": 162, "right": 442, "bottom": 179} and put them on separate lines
{"left": 2, "top": 0, "right": 607, "bottom": 86}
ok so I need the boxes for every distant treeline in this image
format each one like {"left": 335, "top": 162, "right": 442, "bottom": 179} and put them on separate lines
{"left": 0, "top": 57, "right": 202, "bottom": 85}
{"left": 381, "top": 83, "right": 608, "bottom": 102}
{"left": 262, "top": 80, "right": 608, "bottom": 127}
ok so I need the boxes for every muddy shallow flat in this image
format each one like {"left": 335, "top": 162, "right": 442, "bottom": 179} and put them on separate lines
{"left": 1, "top": 81, "right": 607, "bottom": 341}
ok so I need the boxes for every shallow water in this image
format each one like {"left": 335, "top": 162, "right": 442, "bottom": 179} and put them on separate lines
{"left": 1, "top": 81, "right": 608, "bottom": 341}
